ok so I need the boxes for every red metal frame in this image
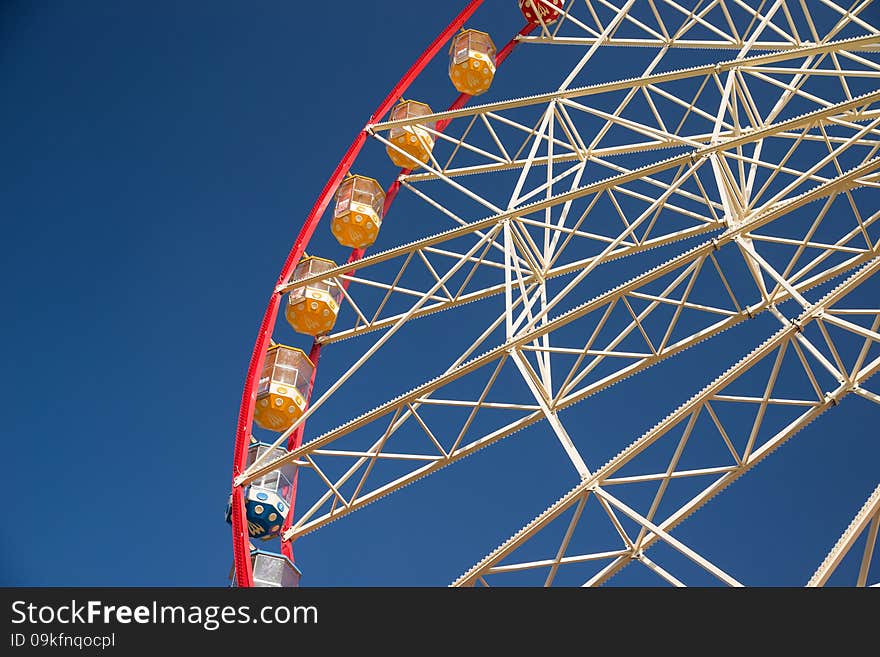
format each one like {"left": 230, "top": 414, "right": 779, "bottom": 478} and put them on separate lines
{"left": 232, "top": 0, "right": 534, "bottom": 586}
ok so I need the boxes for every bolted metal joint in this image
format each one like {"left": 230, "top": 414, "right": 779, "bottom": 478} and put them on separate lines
{"left": 823, "top": 391, "right": 841, "bottom": 407}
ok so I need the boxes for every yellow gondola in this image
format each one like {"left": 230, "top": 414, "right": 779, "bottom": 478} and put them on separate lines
{"left": 386, "top": 100, "right": 435, "bottom": 169}
{"left": 285, "top": 256, "right": 343, "bottom": 336}
{"left": 449, "top": 29, "right": 497, "bottom": 95}
{"left": 253, "top": 345, "right": 314, "bottom": 432}
{"left": 332, "top": 174, "right": 385, "bottom": 248}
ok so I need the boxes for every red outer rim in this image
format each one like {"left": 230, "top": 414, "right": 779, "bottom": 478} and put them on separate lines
{"left": 231, "top": 1, "right": 534, "bottom": 586}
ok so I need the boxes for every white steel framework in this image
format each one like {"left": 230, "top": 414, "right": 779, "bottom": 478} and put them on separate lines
{"left": 237, "top": 0, "right": 880, "bottom": 586}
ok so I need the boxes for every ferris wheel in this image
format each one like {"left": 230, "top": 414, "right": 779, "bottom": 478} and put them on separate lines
{"left": 228, "top": 0, "right": 880, "bottom": 587}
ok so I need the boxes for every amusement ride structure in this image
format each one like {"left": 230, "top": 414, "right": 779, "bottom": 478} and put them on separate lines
{"left": 228, "top": 0, "right": 880, "bottom": 587}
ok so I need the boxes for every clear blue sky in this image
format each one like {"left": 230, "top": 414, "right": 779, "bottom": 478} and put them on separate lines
{"left": 2, "top": 1, "right": 878, "bottom": 587}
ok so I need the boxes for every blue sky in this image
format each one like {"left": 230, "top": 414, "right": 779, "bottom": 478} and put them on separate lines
{"left": 2, "top": 1, "right": 879, "bottom": 587}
